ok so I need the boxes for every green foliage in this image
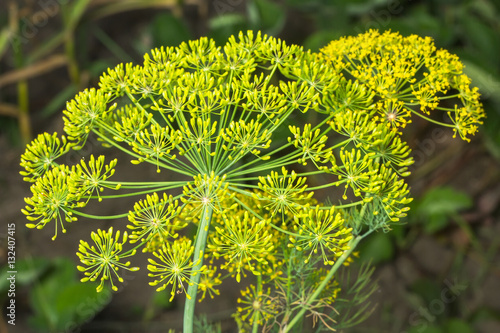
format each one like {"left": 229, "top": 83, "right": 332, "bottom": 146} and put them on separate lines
{"left": 411, "top": 187, "right": 473, "bottom": 234}
{"left": 0, "top": 257, "right": 111, "bottom": 333}
{"left": 0, "top": 258, "right": 50, "bottom": 292}
{"left": 357, "top": 232, "right": 395, "bottom": 265}
{"left": 19, "top": 30, "right": 483, "bottom": 332}
{"left": 151, "top": 13, "right": 192, "bottom": 48}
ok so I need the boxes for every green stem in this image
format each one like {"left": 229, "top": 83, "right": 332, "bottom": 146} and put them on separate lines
{"left": 9, "top": 3, "right": 32, "bottom": 145}
{"left": 409, "top": 109, "right": 455, "bottom": 128}
{"left": 283, "top": 234, "right": 365, "bottom": 333}
{"left": 184, "top": 205, "right": 214, "bottom": 333}
{"left": 252, "top": 274, "right": 263, "bottom": 333}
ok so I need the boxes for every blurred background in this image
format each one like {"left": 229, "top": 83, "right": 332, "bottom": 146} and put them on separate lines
{"left": 1, "top": 0, "right": 499, "bottom": 332}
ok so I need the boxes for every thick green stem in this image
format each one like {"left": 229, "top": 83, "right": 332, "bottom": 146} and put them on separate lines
{"left": 284, "top": 235, "right": 364, "bottom": 333}
{"left": 183, "top": 205, "right": 214, "bottom": 333}
{"left": 252, "top": 274, "right": 263, "bottom": 333}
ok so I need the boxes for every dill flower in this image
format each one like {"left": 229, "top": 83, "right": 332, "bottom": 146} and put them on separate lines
{"left": 77, "top": 227, "right": 139, "bottom": 292}
{"left": 22, "top": 165, "right": 83, "bottom": 240}
{"left": 333, "top": 149, "right": 377, "bottom": 200}
{"left": 20, "top": 29, "right": 484, "bottom": 333}
{"left": 289, "top": 206, "right": 353, "bottom": 265}
{"left": 63, "top": 88, "right": 116, "bottom": 145}
{"left": 127, "top": 193, "right": 185, "bottom": 247}
{"left": 256, "top": 167, "right": 313, "bottom": 217}
{"left": 20, "top": 132, "right": 70, "bottom": 182}
{"left": 208, "top": 212, "right": 274, "bottom": 282}
{"left": 182, "top": 172, "right": 231, "bottom": 216}
{"left": 288, "top": 123, "right": 332, "bottom": 166}
{"left": 236, "top": 284, "right": 277, "bottom": 327}
{"left": 197, "top": 266, "right": 223, "bottom": 302}
{"left": 131, "top": 122, "right": 183, "bottom": 172}
{"left": 321, "top": 30, "right": 485, "bottom": 140}
{"left": 147, "top": 237, "right": 201, "bottom": 301}
{"left": 70, "top": 155, "right": 118, "bottom": 202}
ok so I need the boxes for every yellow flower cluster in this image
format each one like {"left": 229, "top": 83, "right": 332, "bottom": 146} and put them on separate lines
{"left": 19, "top": 30, "right": 484, "bottom": 331}
{"left": 321, "top": 29, "right": 485, "bottom": 140}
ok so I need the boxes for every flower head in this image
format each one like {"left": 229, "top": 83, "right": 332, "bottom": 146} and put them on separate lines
{"left": 236, "top": 284, "right": 277, "bottom": 327}
{"left": 208, "top": 212, "right": 274, "bottom": 282}
{"left": 20, "top": 132, "right": 70, "bottom": 182}
{"left": 290, "top": 206, "right": 353, "bottom": 265}
{"left": 127, "top": 193, "right": 185, "bottom": 248}
{"left": 256, "top": 167, "right": 313, "bottom": 217}
{"left": 63, "top": 88, "right": 116, "bottom": 145}
{"left": 70, "top": 155, "right": 118, "bottom": 201}
{"left": 22, "top": 165, "right": 83, "bottom": 240}
{"left": 77, "top": 227, "right": 139, "bottom": 292}
{"left": 147, "top": 237, "right": 201, "bottom": 301}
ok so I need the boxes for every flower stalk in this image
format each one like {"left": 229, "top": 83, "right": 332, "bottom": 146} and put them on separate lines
{"left": 184, "top": 206, "right": 213, "bottom": 333}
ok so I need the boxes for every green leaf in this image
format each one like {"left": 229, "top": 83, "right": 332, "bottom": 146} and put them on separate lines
{"left": 151, "top": 12, "right": 191, "bottom": 48}
{"left": 64, "top": 0, "right": 92, "bottom": 30}
{"left": 208, "top": 14, "right": 248, "bottom": 46}
{"left": 482, "top": 107, "right": 500, "bottom": 161}
{"left": 28, "top": 258, "right": 111, "bottom": 332}
{"left": 249, "top": 0, "right": 286, "bottom": 36}
{"left": 152, "top": 289, "right": 175, "bottom": 309}
{"left": 55, "top": 282, "right": 112, "bottom": 327}
{"left": 28, "top": 258, "right": 77, "bottom": 330}
{"left": 357, "top": 232, "right": 394, "bottom": 264}
{"left": 410, "top": 278, "right": 442, "bottom": 305}
{"left": 462, "top": 60, "right": 500, "bottom": 103}
{"left": 0, "top": 257, "right": 51, "bottom": 293}
{"left": 444, "top": 318, "right": 474, "bottom": 333}
{"left": 303, "top": 30, "right": 343, "bottom": 52}
{"left": 413, "top": 187, "right": 472, "bottom": 234}
{"left": 460, "top": 12, "right": 500, "bottom": 69}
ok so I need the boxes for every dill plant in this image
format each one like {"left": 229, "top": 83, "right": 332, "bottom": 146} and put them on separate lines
{"left": 20, "top": 30, "right": 484, "bottom": 332}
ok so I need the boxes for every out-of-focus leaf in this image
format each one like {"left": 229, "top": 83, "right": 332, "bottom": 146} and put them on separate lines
{"left": 469, "top": 0, "right": 499, "bottom": 24}
{"left": 151, "top": 12, "right": 191, "bottom": 48}
{"left": 249, "top": 0, "right": 286, "bottom": 35}
{"left": 152, "top": 289, "right": 175, "bottom": 309}
{"left": 56, "top": 282, "right": 112, "bottom": 326}
{"left": 346, "top": 0, "right": 392, "bottom": 16}
{"left": 63, "top": 0, "right": 92, "bottom": 30}
{"left": 381, "top": 5, "right": 453, "bottom": 45}
{"left": 208, "top": 14, "right": 248, "bottom": 46}
{"left": 413, "top": 187, "right": 473, "bottom": 234}
{"left": 28, "top": 258, "right": 111, "bottom": 332}
{"left": 410, "top": 278, "right": 442, "bottom": 305}
{"left": 444, "top": 318, "right": 474, "bottom": 333}
{"left": 303, "top": 30, "right": 343, "bottom": 52}
{"left": 209, "top": 13, "right": 247, "bottom": 31}
{"left": 460, "top": 12, "right": 499, "bottom": 69}
{"left": 357, "top": 232, "right": 394, "bottom": 264}
{"left": 462, "top": 60, "right": 500, "bottom": 103}
{"left": 0, "top": 257, "right": 51, "bottom": 293}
